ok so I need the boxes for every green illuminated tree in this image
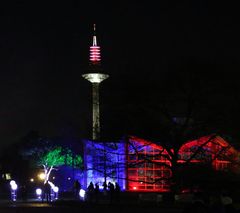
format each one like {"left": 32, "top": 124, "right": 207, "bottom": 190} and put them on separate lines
{"left": 39, "top": 146, "right": 82, "bottom": 183}
{"left": 20, "top": 134, "right": 83, "bottom": 183}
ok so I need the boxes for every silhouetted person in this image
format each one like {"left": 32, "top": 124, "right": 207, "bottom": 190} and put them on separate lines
{"left": 94, "top": 183, "right": 100, "bottom": 203}
{"left": 87, "top": 182, "right": 94, "bottom": 202}
{"left": 73, "top": 180, "right": 81, "bottom": 198}
{"left": 102, "top": 181, "right": 108, "bottom": 196}
{"left": 114, "top": 182, "right": 120, "bottom": 202}
{"left": 42, "top": 181, "right": 51, "bottom": 202}
{"left": 108, "top": 181, "right": 114, "bottom": 204}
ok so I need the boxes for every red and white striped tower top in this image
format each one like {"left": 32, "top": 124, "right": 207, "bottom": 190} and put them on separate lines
{"left": 89, "top": 24, "right": 101, "bottom": 65}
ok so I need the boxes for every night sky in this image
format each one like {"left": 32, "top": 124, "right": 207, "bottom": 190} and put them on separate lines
{"left": 1, "top": 1, "right": 240, "bottom": 152}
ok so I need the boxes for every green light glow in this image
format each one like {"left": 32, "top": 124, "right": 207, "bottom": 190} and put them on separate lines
{"left": 40, "top": 147, "right": 82, "bottom": 167}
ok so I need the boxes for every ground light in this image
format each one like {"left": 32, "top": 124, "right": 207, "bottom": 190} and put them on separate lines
{"left": 79, "top": 189, "right": 86, "bottom": 201}
{"left": 48, "top": 181, "right": 59, "bottom": 200}
{"left": 52, "top": 186, "right": 59, "bottom": 200}
{"left": 9, "top": 180, "right": 18, "bottom": 201}
{"left": 36, "top": 188, "right": 42, "bottom": 200}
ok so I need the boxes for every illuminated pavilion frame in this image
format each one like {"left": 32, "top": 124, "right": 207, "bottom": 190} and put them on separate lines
{"left": 126, "top": 136, "right": 172, "bottom": 192}
{"left": 82, "top": 24, "right": 109, "bottom": 140}
{"left": 83, "top": 135, "right": 238, "bottom": 192}
{"left": 126, "top": 135, "right": 239, "bottom": 192}
{"left": 83, "top": 140, "right": 126, "bottom": 190}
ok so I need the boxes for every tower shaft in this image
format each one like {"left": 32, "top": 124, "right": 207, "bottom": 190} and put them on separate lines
{"left": 92, "top": 83, "right": 100, "bottom": 140}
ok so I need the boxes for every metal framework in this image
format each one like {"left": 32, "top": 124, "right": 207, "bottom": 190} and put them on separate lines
{"left": 83, "top": 135, "right": 239, "bottom": 192}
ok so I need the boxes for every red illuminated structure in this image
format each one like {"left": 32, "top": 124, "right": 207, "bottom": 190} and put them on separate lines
{"left": 126, "top": 135, "right": 239, "bottom": 192}
{"left": 89, "top": 24, "right": 101, "bottom": 64}
{"left": 126, "top": 136, "right": 171, "bottom": 192}
{"left": 178, "top": 135, "right": 238, "bottom": 171}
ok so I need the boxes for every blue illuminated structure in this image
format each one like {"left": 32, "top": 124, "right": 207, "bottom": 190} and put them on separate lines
{"left": 83, "top": 135, "right": 239, "bottom": 192}
{"left": 83, "top": 139, "right": 126, "bottom": 190}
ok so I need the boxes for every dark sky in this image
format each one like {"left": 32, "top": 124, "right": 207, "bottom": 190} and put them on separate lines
{"left": 1, "top": 1, "right": 240, "bottom": 151}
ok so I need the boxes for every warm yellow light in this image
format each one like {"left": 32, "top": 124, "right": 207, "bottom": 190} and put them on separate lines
{"left": 5, "top": 173, "right": 11, "bottom": 180}
{"left": 38, "top": 173, "right": 45, "bottom": 180}
{"left": 30, "top": 178, "right": 34, "bottom": 182}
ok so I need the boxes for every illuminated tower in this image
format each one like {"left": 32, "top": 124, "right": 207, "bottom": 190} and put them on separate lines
{"left": 82, "top": 24, "right": 109, "bottom": 140}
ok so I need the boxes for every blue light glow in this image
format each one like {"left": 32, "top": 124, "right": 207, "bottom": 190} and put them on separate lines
{"left": 84, "top": 140, "right": 126, "bottom": 190}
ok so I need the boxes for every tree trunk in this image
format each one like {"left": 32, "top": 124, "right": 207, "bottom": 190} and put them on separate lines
{"left": 43, "top": 165, "right": 53, "bottom": 184}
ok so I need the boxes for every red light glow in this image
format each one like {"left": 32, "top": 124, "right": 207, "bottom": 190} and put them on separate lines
{"left": 126, "top": 135, "right": 238, "bottom": 192}
{"left": 89, "top": 25, "right": 102, "bottom": 65}
{"left": 90, "top": 45, "right": 101, "bottom": 63}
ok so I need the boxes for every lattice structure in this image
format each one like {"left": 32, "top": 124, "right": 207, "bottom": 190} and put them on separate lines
{"left": 126, "top": 135, "right": 239, "bottom": 192}
{"left": 179, "top": 135, "right": 239, "bottom": 171}
{"left": 83, "top": 140, "right": 126, "bottom": 190}
{"left": 126, "top": 136, "right": 171, "bottom": 192}
{"left": 83, "top": 135, "right": 239, "bottom": 192}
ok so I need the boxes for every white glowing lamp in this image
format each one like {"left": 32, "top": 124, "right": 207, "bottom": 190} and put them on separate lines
{"left": 36, "top": 188, "right": 42, "bottom": 196}
{"left": 79, "top": 189, "right": 86, "bottom": 198}
{"left": 10, "top": 180, "right": 18, "bottom": 190}
{"left": 10, "top": 180, "right": 16, "bottom": 186}
{"left": 12, "top": 184, "right": 17, "bottom": 190}
{"left": 53, "top": 186, "right": 59, "bottom": 193}
{"left": 10, "top": 181, "right": 17, "bottom": 190}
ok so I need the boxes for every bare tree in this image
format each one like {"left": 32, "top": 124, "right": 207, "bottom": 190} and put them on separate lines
{"left": 120, "top": 67, "right": 240, "bottom": 197}
{"left": 99, "top": 66, "right": 240, "bottom": 199}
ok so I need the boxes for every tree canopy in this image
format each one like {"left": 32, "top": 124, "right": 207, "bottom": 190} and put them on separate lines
{"left": 39, "top": 146, "right": 82, "bottom": 168}
{"left": 19, "top": 133, "right": 83, "bottom": 183}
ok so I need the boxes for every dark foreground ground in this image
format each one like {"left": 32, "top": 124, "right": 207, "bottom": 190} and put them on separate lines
{"left": 0, "top": 202, "right": 184, "bottom": 213}
{"left": 0, "top": 192, "right": 184, "bottom": 213}
{"left": 1, "top": 191, "right": 240, "bottom": 213}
